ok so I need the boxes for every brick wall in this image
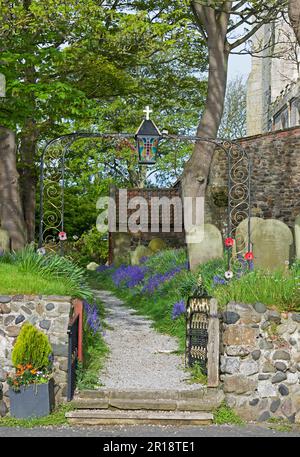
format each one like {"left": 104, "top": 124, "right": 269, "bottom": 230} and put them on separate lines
{"left": 205, "top": 127, "right": 300, "bottom": 232}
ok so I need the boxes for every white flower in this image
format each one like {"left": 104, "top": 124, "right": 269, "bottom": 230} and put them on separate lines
{"left": 37, "top": 247, "right": 46, "bottom": 256}
{"left": 225, "top": 270, "right": 234, "bottom": 280}
{"left": 73, "top": 235, "right": 79, "bottom": 240}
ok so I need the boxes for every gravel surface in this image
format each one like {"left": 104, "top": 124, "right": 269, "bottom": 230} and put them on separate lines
{"left": 94, "top": 290, "right": 199, "bottom": 390}
{"left": 0, "top": 424, "right": 299, "bottom": 437}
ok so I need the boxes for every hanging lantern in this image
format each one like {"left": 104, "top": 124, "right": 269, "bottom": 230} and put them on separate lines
{"left": 58, "top": 231, "right": 67, "bottom": 241}
{"left": 135, "top": 106, "right": 161, "bottom": 165}
{"left": 186, "top": 276, "right": 211, "bottom": 372}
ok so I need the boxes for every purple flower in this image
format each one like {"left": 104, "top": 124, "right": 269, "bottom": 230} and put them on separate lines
{"left": 112, "top": 265, "right": 146, "bottom": 288}
{"left": 96, "top": 264, "right": 114, "bottom": 272}
{"left": 83, "top": 300, "right": 102, "bottom": 334}
{"left": 172, "top": 300, "right": 186, "bottom": 320}
{"left": 139, "top": 256, "right": 149, "bottom": 264}
{"left": 249, "top": 260, "right": 254, "bottom": 271}
{"left": 141, "top": 264, "right": 186, "bottom": 294}
{"left": 213, "top": 275, "right": 226, "bottom": 286}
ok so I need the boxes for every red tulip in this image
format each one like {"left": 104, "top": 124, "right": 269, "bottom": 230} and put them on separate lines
{"left": 225, "top": 237, "right": 234, "bottom": 248}
{"left": 245, "top": 251, "right": 254, "bottom": 261}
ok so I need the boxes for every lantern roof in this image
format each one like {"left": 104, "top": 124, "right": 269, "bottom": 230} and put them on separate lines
{"left": 135, "top": 119, "right": 161, "bottom": 137}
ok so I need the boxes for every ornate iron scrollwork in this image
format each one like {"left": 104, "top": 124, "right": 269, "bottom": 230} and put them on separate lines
{"left": 39, "top": 132, "right": 251, "bottom": 260}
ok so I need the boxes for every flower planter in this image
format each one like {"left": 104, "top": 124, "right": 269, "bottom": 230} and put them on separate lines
{"left": 9, "top": 378, "right": 55, "bottom": 419}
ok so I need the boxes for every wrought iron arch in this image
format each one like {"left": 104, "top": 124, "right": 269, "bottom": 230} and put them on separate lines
{"left": 38, "top": 132, "right": 251, "bottom": 265}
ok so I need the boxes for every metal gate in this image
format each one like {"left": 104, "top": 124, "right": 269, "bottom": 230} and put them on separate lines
{"left": 38, "top": 133, "right": 251, "bottom": 260}
{"left": 67, "top": 314, "right": 79, "bottom": 401}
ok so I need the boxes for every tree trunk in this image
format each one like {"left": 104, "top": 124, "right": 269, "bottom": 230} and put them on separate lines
{"left": 0, "top": 127, "right": 27, "bottom": 250}
{"left": 18, "top": 120, "right": 38, "bottom": 242}
{"left": 289, "top": 0, "right": 300, "bottom": 44}
{"left": 182, "top": 30, "right": 230, "bottom": 270}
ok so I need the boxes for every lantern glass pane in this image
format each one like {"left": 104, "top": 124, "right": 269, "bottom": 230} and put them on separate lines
{"left": 138, "top": 136, "right": 159, "bottom": 163}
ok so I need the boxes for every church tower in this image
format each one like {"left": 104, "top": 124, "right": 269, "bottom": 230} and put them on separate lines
{"left": 246, "top": 19, "right": 300, "bottom": 136}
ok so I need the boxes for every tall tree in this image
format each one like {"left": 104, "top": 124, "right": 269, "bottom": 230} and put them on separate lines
{"left": 0, "top": 0, "right": 207, "bottom": 242}
{"left": 180, "top": 0, "right": 288, "bottom": 269}
{"left": 0, "top": 128, "right": 27, "bottom": 249}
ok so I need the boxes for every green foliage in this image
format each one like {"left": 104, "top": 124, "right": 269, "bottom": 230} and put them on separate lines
{"left": 77, "top": 300, "right": 109, "bottom": 389}
{"left": 0, "top": 404, "right": 73, "bottom": 428}
{"left": 267, "top": 417, "right": 293, "bottom": 433}
{"left": 67, "top": 227, "right": 109, "bottom": 267}
{"left": 213, "top": 268, "right": 300, "bottom": 311}
{"left": 12, "top": 323, "right": 52, "bottom": 370}
{"left": 0, "top": 0, "right": 208, "bottom": 242}
{"left": 214, "top": 402, "right": 244, "bottom": 425}
{"left": 0, "top": 246, "right": 93, "bottom": 300}
{"left": 187, "top": 362, "right": 207, "bottom": 385}
{"left": 144, "top": 248, "right": 188, "bottom": 275}
{"left": 0, "top": 263, "right": 86, "bottom": 297}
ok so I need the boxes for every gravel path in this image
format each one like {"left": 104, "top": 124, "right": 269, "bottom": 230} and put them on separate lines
{"left": 94, "top": 290, "right": 199, "bottom": 390}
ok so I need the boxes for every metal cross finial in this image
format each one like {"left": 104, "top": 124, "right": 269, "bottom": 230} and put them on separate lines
{"left": 143, "top": 106, "right": 153, "bottom": 120}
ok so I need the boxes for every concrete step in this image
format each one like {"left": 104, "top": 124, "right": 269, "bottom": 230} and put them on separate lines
{"left": 66, "top": 409, "right": 213, "bottom": 426}
{"left": 72, "top": 388, "right": 224, "bottom": 411}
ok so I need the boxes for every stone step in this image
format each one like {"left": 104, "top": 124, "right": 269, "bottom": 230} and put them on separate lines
{"left": 66, "top": 409, "right": 213, "bottom": 426}
{"left": 72, "top": 388, "right": 224, "bottom": 411}
{"left": 77, "top": 387, "right": 223, "bottom": 401}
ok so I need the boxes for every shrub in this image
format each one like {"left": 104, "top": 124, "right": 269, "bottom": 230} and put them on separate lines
{"left": 12, "top": 323, "right": 53, "bottom": 370}
{"left": 69, "top": 227, "right": 109, "bottom": 266}
{"left": 0, "top": 245, "right": 93, "bottom": 300}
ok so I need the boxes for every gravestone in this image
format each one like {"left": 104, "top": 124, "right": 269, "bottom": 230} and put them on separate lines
{"left": 0, "top": 229, "right": 9, "bottom": 254}
{"left": 251, "top": 219, "right": 293, "bottom": 271}
{"left": 187, "top": 224, "right": 223, "bottom": 271}
{"left": 131, "top": 245, "right": 153, "bottom": 265}
{"left": 113, "top": 232, "right": 131, "bottom": 266}
{"left": 235, "top": 217, "right": 264, "bottom": 256}
{"left": 295, "top": 215, "right": 300, "bottom": 260}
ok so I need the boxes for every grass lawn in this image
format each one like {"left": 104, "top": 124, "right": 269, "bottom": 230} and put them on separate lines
{"left": 0, "top": 263, "right": 79, "bottom": 296}
{"left": 0, "top": 247, "right": 93, "bottom": 299}
{"left": 0, "top": 403, "right": 73, "bottom": 428}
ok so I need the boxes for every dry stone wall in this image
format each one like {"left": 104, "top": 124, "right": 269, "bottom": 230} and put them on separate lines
{"left": 0, "top": 294, "right": 72, "bottom": 413}
{"left": 220, "top": 302, "right": 300, "bottom": 422}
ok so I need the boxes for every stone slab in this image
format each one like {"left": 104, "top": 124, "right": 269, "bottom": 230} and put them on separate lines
{"left": 66, "top": 409, "right": 213, "bottom": 426}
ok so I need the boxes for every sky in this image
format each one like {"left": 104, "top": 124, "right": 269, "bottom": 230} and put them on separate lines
{"left": 228, "top": 52, "right": 252, "bottom": 81}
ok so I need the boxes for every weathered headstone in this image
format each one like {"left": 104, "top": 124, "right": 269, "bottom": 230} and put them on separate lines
{"left": 131, "top": 245, "right": 153, "bottom": 265}
{"left": 113, "top": 232, "right": 131, "bottom": 266}
{"left": 251, "top": 219, "right": 293, "bottom": 271}
{"left": 235, "top": 217, "right": 264, "bottom": 255}
{"left": 0, "top": 229, "right": 9, "bottom": 254}
{"left": 187, "top": 224, "right": 223, "bottom": 271}
{"left": 295, "top": 215, "right": 300, "bottom": 260}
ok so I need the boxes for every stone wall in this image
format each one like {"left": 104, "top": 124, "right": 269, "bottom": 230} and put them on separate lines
{"left": 205, "top": 127, "right": 300, "bottom": 238}
{"left": 220, "top": 302, "right": 300, "bottom": 423}
{"left": 0, "top": 294, "right": 73, "bottom": 413}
